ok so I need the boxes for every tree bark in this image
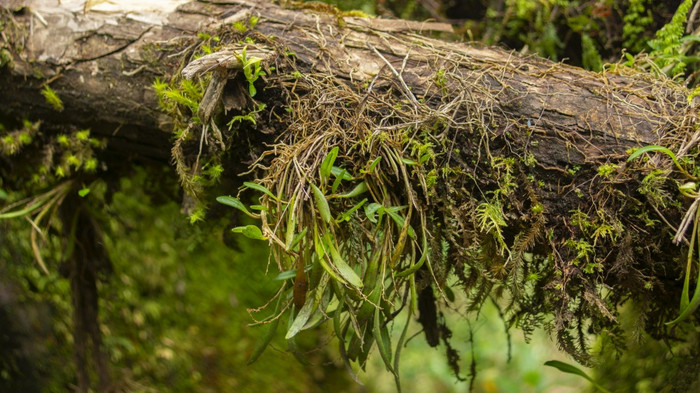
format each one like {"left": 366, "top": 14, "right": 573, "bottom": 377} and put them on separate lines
{"left": 2, "top": 0, "right": 699, "bottom": 384}
{"left": 0, "top": 0, "right": 686, "bottom": 158}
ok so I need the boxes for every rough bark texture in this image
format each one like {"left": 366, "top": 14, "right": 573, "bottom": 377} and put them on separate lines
{"left": 2, "top": 0, "right": 700, "bottom": 390}
{"left": 0, "top": 0, "right": 683, "bottom": 156}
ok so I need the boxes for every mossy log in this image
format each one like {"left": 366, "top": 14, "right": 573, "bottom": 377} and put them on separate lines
{"left": 2, "top": 0, "right": 700, "bottom": 383}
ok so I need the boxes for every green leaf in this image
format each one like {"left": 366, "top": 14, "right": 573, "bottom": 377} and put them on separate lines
{"left": 311, "top": 183, "right": 331, "bottom": 223}
{"left": 626, "top": 144, "right": 694, "bottom": 179}
{"left": 243, "top": 181, "right": 279, "bottom": 201}
{"left": 216, "top": 196, "right": 255, "bottom": 217}
{"left": 364, "top": 203, "right": 383, "bottom": 223}
{"left": 273, "top": 265, "right": 312, "bottom": 281}
{"left": 385, "top": 206, "right": 415, "bottom": 238}
{"left": 331, "top": 169, "right": 346, "bottom": 193}
{"left": 627, "top": 145, "right": 678, "bottom": 163}
{"left": 285, "top": 195, "right": 297, "bottom": 250}
{"left": 320, "top": 146, "right": 339, "bottom": 182}
{"left": 231, "top": 225, "right": 267, "bottom": 240}
{"left": 78, "top": 188, "right": 91, "bottom": 197}
{"left": 285, "top": 307, "right": 309, "bottom": 365}
{"left": 395, "top": 231, "right": 428, "bottom": 277}
{"left": 368, "top": 156, "right": 382, "bottom": 173}
{"left": 331, "top": 166, "right": 354, "bottom": 180}
{"left": 288, "top": 227, "right": 307, "bottom": 252}
{"left": 667, "top": 209, "right": 700, "bottom": 326}
{"left": 374, "top": 306, "right": 394, "bottom": 373}
{"left": 314, "top": 225, "right": 346, "bottom": 285}
{"left": 401, "top": 157, "right": 418, "bottom": 166}
{"left": 0, "top": 188, "right": 8, "bottom": 200}
{"left": 286, "top": 289, "right": 316, "bottom": 339}
{"left": 0, "top": 199, "right": 47, "bottom": 219}
{"left": 322, "top": 233, "right": 363, "bottom": 289}
{"left": 336, "top": 182, "right": 368, "bottom": 199}
{"left": 544, "top": 360, "right": 611, "bottom": 393}
{"left": 336, "top": 198, "right": 367, "bottom": 222}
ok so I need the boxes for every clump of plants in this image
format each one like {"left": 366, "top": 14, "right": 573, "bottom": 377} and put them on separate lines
{"left": 155, "top": 11, "right": 700, "bottom": 390}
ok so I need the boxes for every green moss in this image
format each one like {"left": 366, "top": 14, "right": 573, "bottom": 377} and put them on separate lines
{"left": 597, "top": 163, "right": 618, "bottom": 178}
{"left": 41, "top": 85, "right": 64, "bottom": 112}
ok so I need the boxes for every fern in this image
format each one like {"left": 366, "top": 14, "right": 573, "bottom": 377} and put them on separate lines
{"left": 581, "top": 33, "right": 603, "bottom": 71}
{"left": 476, "top": 200, "right": 508, "bottom": 254}
{"left": 622, "top": 0, "right": 654, "bottom": 53}
{"left": 648, "top": 0, "right": 694, "bottom": 76}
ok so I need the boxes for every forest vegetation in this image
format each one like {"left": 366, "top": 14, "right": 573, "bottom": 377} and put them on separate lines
{"left": 2, "top": 1, "right": 700, "bottom": 392}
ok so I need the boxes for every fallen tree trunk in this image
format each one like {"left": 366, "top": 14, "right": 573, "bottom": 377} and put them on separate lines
{"left": 0, "top": 0, "right": 684, "bottom": 158}
{"left": 2, "top": 0, "right": 699, "bottom": 388}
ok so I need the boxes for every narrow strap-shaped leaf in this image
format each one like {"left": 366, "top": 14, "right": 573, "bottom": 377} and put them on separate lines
{"left": 373, "top": 306, "right": 394, "bottom": 373}
{"left": 335, "top": 182, "right": 368, "bottom": 199}
{"left": 364, "top": 202, "right": 383, "bottom": 223}
{"left": 396, "top": 231, "right": 428, "bottom": 277}
{"left": 336, "top": 198, "right": 367, "bottom": 223}
{"left": 628, "top": 145, "right": 696, "bottom": 179}
{"left": 667, "top": 207, "right": 700, "bottom": 325}
{"left": 331, "top": 168, "right": 346, "bottom": 193}
{"left": 216, "top": 196, "right": 257, "bottom": 218}
{"left": 0, "top": 196, "right": 51, "bottom": 219}
{"left": 320, "top": 146, "right": 340, "bottom": 182}
{"left": 627, "top": 145, "right": 678, "bottom": 164}
{"left": 385, "top": 207, "right": 415, "bottom": 238}
{"left": 314, "top": 224, "right": 346, "bottom": 284}
{"left": 333, "top": 289, "right": 363, "bottom": 385}
{"left": 368, "top": 156, "right": 382, "bottom": 173}
{"left": 285, "top": 306, "right": 310, "bottom": 365}
{"left": 311, "top": 183, "right": 332, "bottom": 223}
{"left": 285, "top": 194, "right": 297, "bottom": 250}
{"left": 544, "top": 360, "right": 611, "bottom": 393}
{"left": 331, "top": 165, "right": 354, "bottom": 180}
{"left": 322, "top": 232, "right": 363, "bottom": 288}
{"left": 273, "top": 264, "right": 313, "bottom": 281}
{"left": 392, "top": 309, "right": 412, "bottom": 393}
{"left": 243, "top": 181, "right": 280, "bottom": 201}
{"left": 286, "top": 288, "right": 316, "bottom": 339}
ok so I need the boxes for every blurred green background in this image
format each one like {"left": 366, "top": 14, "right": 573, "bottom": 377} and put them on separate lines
{"left": 1, "top": 170, "right": 585, "bottom": 392}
